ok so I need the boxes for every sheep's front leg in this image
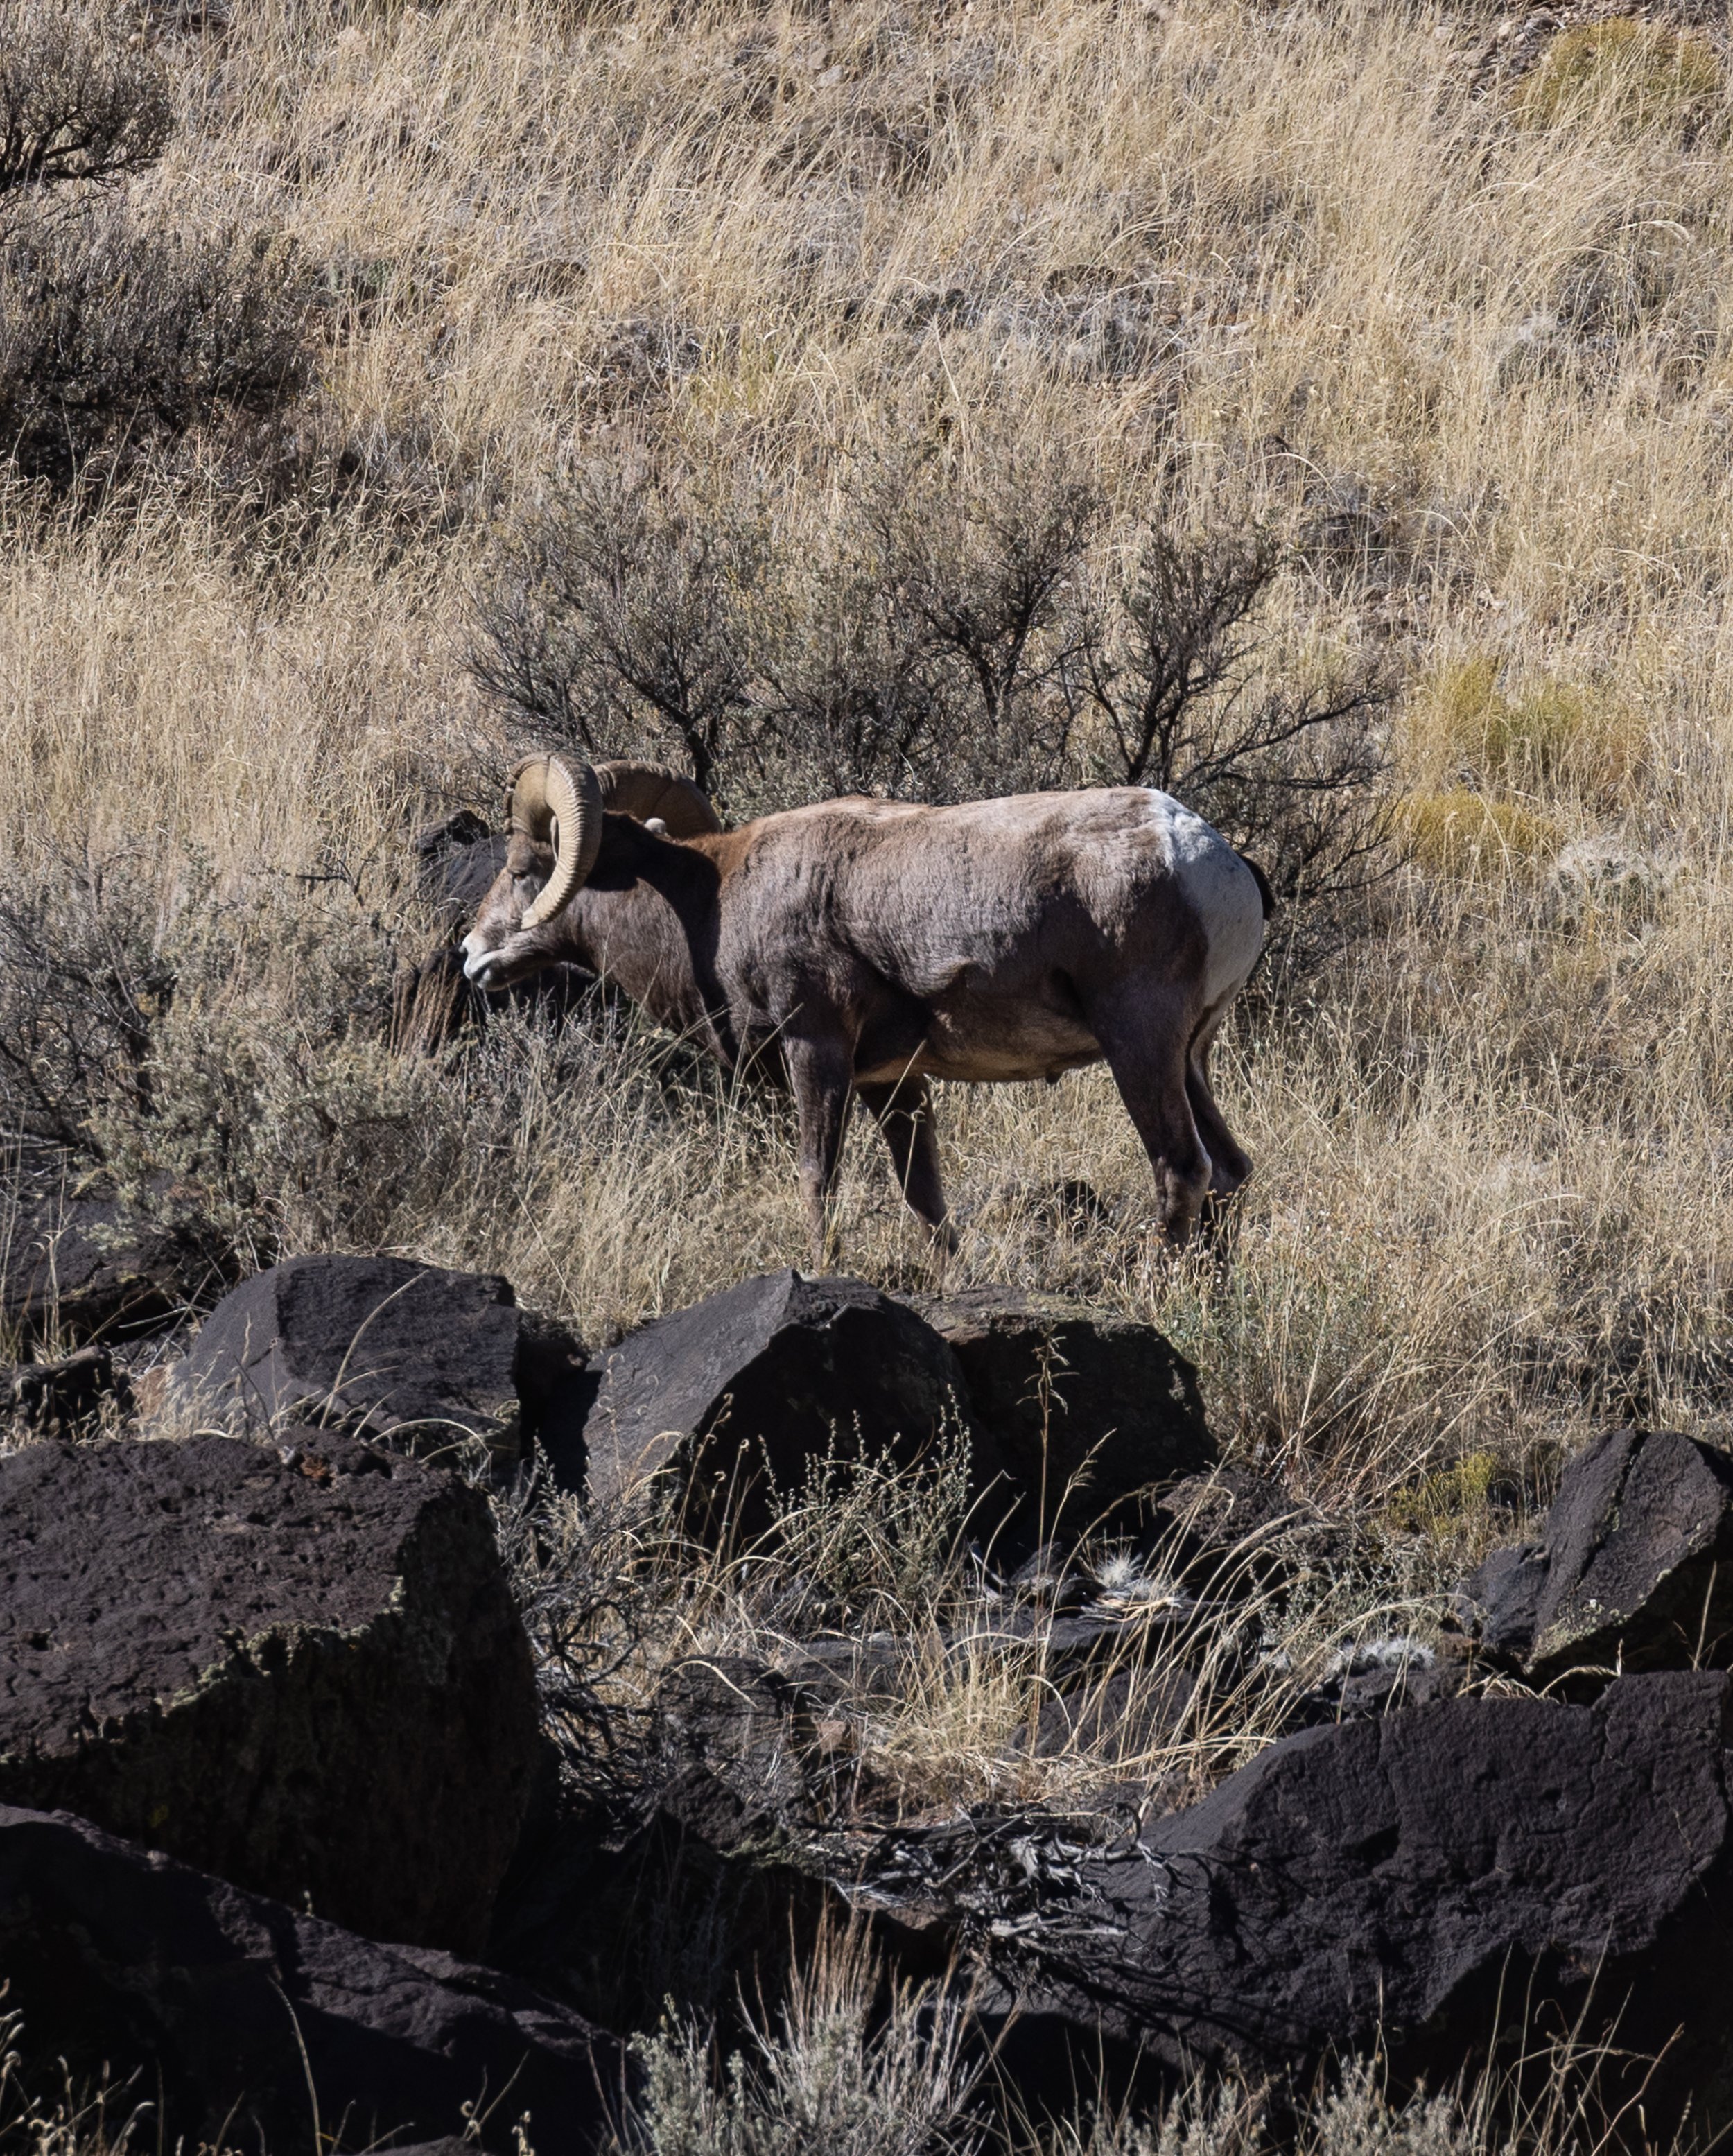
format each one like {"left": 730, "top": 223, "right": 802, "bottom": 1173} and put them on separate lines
{"left": 857, "top": 1076, "right": 957, "bottom": 1255}
{"left": 785, "top": 1030, "right": 856, "bottom": 1269}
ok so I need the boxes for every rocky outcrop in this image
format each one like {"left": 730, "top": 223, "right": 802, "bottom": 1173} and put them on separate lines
{"left": 0, "top": 1803, "right": 627, "bottom": 2156}
{"left": 981, "top": 1673, "right": 1733, "bottom": 2130}
{"left": 562, "top": 1270, "right": 992, "bottom": 1538}
{"left": 169, "top": 1254, "right": 589, "bottom": 1465}
{"left": 566, "top": 1274, "right": 1213, "bottom": 1550}
{"left": 0, "top": 1434, "right": 538, "bottom": 1954}
{"left": 916, "top": 1287, "right": 1214, "bottom": 1537}
{"left": 392, "top": 815, "right": 592, "bottom": 1055}
{"left": 0, "top": 1344, "right": 128, "bottom": 1433}
{"left": 491, "top": 1654, "right": 840, "bottom": 2031}
{"left": 0, "top": 1177, "right": 230, "bottom": 1343}
{"left": 1459, "top": 1427, "right": 1733, "bottom": 1688}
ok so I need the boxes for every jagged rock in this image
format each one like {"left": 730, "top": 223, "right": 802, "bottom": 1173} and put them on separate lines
{"left": 169, "top": 1254, "right": 590, "bottom": 1465}
{"left": 647, "top": 1655, "right": 830, "bottom": 1854}
{"left": 0, "top": 1804, "right": 627, "bottom": 2155}
{"left": 1290, "top": 1634, "right": 1472, "bottom": 1726}
{"left": 776, "top": 1633, "right": 909, "bottom": 1703}
{"left": 0, "top": 1434, "right": 538, "bottom": 1954}
{"left": 982, "top": 1673, "right": 1733, "bottom": 2131}
{"left": 561, "top": 1270, "right": 990, "bottom": 1538}
{"left": 416, "top": 810, "right": 505, "bottom": 925}
{"left": 1462, "top": 1540, "right": 1550, "bottom": 1662}
{"left": 393, "top": 818, "right": 592, "bottom": 1054}
{"left": 1027, "top": 1664, "right": 1199, "bottom": 1772}
{"left": 1151, "top": 1465, "right": 1338, "bottom": 1589}
{"left": 490, "top": 1655, "right": 837, "bottom": 2031}
{"left": 1459, "top": 1427, "right": 1733, "bottom": 1688}
{"left": 914, "top": 1287, "right": 1214, "bottom": 1539}
{"left": 0, "top": 1345, "right": 128, "bottom": 1433}
{"left": 0, "top": 1178, "right": 231, "bottom": 1344}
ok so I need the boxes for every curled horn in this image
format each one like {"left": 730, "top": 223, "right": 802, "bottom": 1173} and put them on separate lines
{"left": 507, "top": 755, "right": 604, "bottom": 928}
{"left": 593, "top": 760, "right": 722, "bottom": 838}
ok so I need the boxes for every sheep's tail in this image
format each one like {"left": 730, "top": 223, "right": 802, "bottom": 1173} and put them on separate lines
{"left": 1239, "top": 853, "right": 1275, "bottom": 918}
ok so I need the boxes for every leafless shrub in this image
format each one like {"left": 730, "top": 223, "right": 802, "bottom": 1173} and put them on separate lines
{"left": 740, "top": 498, "right": 943, "bottom": 807}
{"left": 867, "top": 444, "right": 1093, "bottom": 770}
{"left": 473, "top": 449, "right": 1390, "bottom": 953}
{"left": 0, "top": 855, "right": 173, "bottom": 1157}
{"left": 1072, "top": 521, "right": 1395, "bottom": 930}
{"left": 1073, "top": 525, "right": 1281, "bottom": 792}
{"left": 0, "top": 842, "right": 420, "bottom": 1273}
{"left": 0, "top": 203, "right": 311, "bottom": 492}
{"left": 751, "top": 446, "right": 1095, "bottom": 806}
{"left": 0, "top": 1, "right": 174, "bottom": 200}
{"left": 472, "top": 460, "right": 759, "bottom": 799}
{"left": 473, "top": 442, "right": 1096, "bottom": 812}
{"left": 491, "top": 1461, "right": 669, "bottom": 1825}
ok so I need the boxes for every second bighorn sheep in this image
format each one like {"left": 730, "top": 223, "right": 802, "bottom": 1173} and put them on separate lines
{"left": 462, "top": 756, "right": 1270, "bottom": 1262}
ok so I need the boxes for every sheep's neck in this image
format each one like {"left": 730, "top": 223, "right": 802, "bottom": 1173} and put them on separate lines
{"left": 565, "top": 854, "right": 738, "bottom": 1065}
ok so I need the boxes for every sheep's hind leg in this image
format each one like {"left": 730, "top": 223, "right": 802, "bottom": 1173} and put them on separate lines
{"left": 785, "top": 1030, "right": 856, "bottom": 1269}
{"left": 1084, "top": 984, "right": 1212, "bottom": 1246}
{"left": 858, "top": 1075, "right": 957, "bottom": 1255}
{"left": 1187, "top": 1005, "right": 1252, "bottom": 1198}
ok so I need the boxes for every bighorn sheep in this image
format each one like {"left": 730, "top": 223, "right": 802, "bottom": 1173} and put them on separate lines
{"left": 461, "top": 756, "right": 1270, "bottom": 1262}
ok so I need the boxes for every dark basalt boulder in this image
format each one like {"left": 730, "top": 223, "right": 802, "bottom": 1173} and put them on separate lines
{"left": 561, "top": 1270, "right": 992, "bottom": 1539}
{"left": 169, "top": 1253, "right": 589, "bottom": 1465}
{"left": 416, "top": 810, "right": 505, "bottom": 924}
{"left": 490, "top": 1655, "right": 840, "bottom": 2031}
{"left": 1288, "top": 1634, "right": 1472, "bottom": 1727}
{"left": 913, "top": 1287, "right": 1214, "bottom": 1538}
{"left": 1025, "top": 1662, "right": 1200, "bottom": 1773}
{"left": 0, "top": 1434, "right": 538, "bottom": 1955}
{"left": 0, "top": 1344, "right": 129, "bottom": 1433}
{"left": 1150, "top": 1465, "right": 1341, "bottom": 1590}
{"left": 0, "top": 1804, "right": 627, "bottom": 2156}
{"left": 1459, "top": 1427, "right": 1733, "bottom": 1688}
{"left": 983, "top": 1672, "right": 1733, "bottom": 2132}
{"left": 392, "top": 815, "right": 592, "bottom": 1055}
{"left": 0, "top": 1177, "right": 232, "bottom": 1344}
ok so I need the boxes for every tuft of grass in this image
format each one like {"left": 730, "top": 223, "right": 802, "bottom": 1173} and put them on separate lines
{"left": 1393, "top": 791, "right": 1561, "bottom": 880}
{"left": 1402, "top": 659, "right": 1643, "bottom": 810}
{"left": 1519, "top": 19, "right": 1724, "bottom": 139}
{"left": 615, "top": 1922, "right": 981, "bottom": 2156}
{"left": 0, "top": 2004, "right": 146, "bottom": 2156}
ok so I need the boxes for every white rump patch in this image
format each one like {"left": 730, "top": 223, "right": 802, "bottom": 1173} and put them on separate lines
{"left": 1144, "top": 790, "right": 1265, "bottom": 1004}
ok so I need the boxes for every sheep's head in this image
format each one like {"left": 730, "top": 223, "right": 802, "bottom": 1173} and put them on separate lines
{"left": 460, "top": 754, "right": 720, "bottom": 991}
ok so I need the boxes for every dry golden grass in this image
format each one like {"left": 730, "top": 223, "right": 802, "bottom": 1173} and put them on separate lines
{"left": 6, "top": 0, "right": 1733, "bottom": 1531}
